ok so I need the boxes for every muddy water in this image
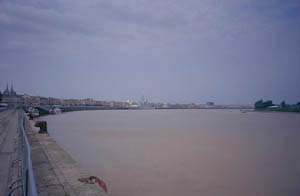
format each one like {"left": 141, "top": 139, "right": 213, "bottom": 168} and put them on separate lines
{"left": 40, "top": 109, "right": 300, "bottom": 196}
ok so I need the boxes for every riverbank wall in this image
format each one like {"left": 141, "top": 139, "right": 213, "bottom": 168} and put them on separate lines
{"left": 24, "top": 113, "right": 108, "bottom": 196}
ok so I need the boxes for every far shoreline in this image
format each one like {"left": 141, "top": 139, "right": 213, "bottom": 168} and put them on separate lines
{"left": 34, "top": 106, "right": 255, "bottom": 117}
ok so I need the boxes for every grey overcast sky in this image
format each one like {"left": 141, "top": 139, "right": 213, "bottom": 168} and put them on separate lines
{"left": 0, "top": 0, "right": 299, "bottom": 104}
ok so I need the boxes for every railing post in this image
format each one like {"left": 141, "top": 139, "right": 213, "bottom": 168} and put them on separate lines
{"left": 25, "top": 170, "right": 29, "bottom": 196}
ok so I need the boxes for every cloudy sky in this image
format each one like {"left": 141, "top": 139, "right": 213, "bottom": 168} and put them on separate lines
{"left": 0, "top": 0, "right": 299, "bottom": 104}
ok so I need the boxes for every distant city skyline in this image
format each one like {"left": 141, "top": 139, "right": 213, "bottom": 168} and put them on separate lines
{"left": 0, "top": 83, "right": 296, "bottom": 106}
{"left": 1, "top": 0, "right": 299, "bottom": 104}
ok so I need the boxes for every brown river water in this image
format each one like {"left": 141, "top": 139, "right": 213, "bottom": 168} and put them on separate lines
{"left": 40, "top": 109, "right": 300, "bottom": 196}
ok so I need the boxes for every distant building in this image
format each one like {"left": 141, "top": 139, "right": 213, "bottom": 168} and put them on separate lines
{"left": 3, "top": 84, "right": 9, "bottom": 96}
{"left": 84, "top": 98, "right": 96, "bottom": 106}
{"left": 22, "top": 94, "right": 40, "bottom": 106}
{"left": 48, "top": 97, "right": 63, "bottom": 105}
{"left": 3, "top": 84, "right": 14, "bottom": 96}
{"left": 1, "top": 84, "right": 21, "bottom": 107}
{"left": 187, "top": 103, "right": 197, "bottom": 109}
{"left": 206, "top": 102, "right": 214, "bottom": 106}
{"left": 162, "top": 103, "right": 169, "bottom": 108}
{"left": 40, "top": 97, "right": 50, "bottom": 105}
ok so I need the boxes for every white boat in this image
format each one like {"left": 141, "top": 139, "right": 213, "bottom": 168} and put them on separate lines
{"left": 49, "top": 107, "right": 62, "bottom": 114}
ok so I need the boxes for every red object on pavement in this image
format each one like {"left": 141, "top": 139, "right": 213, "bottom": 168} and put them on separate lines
{"left": 90, "top": 176, "right": 108, "bottom": 192}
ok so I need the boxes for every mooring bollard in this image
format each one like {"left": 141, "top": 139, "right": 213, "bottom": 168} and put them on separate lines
{"left": 34, "top": 121, "right": 48, "bottom": 134}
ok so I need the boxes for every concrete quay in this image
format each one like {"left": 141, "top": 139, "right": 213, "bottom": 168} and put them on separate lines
{"left": 24, "top": 115, "right": 108, "bottom": 196}
{"left": 0, "top": 109, "right": 108, "bottom": 196}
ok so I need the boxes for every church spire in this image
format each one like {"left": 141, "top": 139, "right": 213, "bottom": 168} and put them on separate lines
{"left": 3, "top": 83, "right": 10, "bottom": 96}
{"left": 10, "top": 84, "right": 16, "bottom": 95}
{"left": 10, "top": 84, "right": 14, "bottom": 93}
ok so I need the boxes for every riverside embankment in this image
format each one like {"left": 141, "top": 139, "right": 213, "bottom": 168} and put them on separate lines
{"left": 24, "top": 113, "right": 109, "bottom": 196}
{"left": 0, "top": 109, "right": 108, "bottom": 196}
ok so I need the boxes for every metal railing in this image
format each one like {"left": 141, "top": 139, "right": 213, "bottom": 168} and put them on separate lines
{"left": 8, "top": 110, "right": 38, "bottom": 196}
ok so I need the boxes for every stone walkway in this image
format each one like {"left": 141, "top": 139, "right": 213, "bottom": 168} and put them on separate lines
{"left": 0, "top": 110, "right": 19, "bottom": 196}
{"left": 25, "top": 115, "right": 108, "bottom": 196}
{"left": 0, "top": 110, "right": 108, "bottom": 196}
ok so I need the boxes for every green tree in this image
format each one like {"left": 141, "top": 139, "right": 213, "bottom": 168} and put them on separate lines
{"left": 263, "top": 100, "right": 273, "bottom": 107}
{"left": 254, "top": 99, "right": 274, "bottom": 109}
{"left": 254, "top": 99, "right": 263, "bottom": 109}
{"left": 0, "top": 91, "right": 2, "bottom": 102}
{"left": 281, "top": 101, "right": 286, "bottom": 108}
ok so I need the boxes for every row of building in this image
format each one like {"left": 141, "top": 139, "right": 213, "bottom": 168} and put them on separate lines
{"left": 0, "top": 84, "right": 138, "bottom": 108}
{"left": 1, "top": 84, "right": 222, "bottom": 109}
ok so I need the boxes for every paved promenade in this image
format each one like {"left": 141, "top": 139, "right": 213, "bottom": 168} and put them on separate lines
{"left": 0, "top": 110, "right": 19, "bottom": 196}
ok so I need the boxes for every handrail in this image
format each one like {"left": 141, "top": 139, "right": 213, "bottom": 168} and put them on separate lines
{"left": 9, "top": 110, "right": 38, "bottom": 196}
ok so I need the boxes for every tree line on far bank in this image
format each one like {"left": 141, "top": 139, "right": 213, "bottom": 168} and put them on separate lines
{"left": 255, "top": 99, "right": 300, "bottom": 112}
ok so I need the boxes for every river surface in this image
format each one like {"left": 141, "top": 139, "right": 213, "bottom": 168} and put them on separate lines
{"left": 40, "top": 109, "right": 300, "bottom": 196}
